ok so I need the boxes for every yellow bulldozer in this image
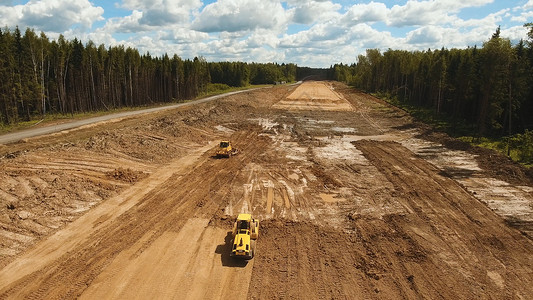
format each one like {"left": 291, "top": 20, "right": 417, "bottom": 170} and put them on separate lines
{"left": 230, "top": 213, "right": 259, "bottom": 259}
{"left": 216, "top": 140, "right": 238, "bottom": 158}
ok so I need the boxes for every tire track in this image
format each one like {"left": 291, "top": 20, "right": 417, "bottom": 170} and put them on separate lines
{"left": 0, "top": 131, "right": 268, "bottom": 299}
{"left": 352, "top": 140, "right": 533, "bottom": 298}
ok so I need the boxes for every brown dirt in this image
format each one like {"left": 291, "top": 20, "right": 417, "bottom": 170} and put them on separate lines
{"left": 414, "top": 125, "right": 533, "bottom": 186}
{"left": 0, "top": 81, "right": 532, "bottom": 299}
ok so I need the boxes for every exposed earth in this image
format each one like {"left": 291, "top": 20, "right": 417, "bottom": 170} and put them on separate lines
{"left": 0, "top": 81, "right": 532, "bottom": 299}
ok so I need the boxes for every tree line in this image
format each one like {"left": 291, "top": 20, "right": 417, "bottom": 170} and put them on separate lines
{"left": 0, "top": 27, "right": 297, "bottom": 126}
{"left": 333, "top": 25, "right": 533, "bottom": 139}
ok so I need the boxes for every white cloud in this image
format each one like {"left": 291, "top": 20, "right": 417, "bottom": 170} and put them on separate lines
{"left": 343, "top": 1, "right": 388, "bottom": 25}
{"left": 0, "top": 0, "right": 530, "bottom": 68}
{"left": 192, "top": 0, "right": 288, "bottom": 33}
{"left": 120, "top": 0, "right": 202, "bottom": 26}
{"left": 104, "top": 10, "right": 147, "bottom": 33}
{"left": 454, "top": 9, "right": 506, "bottom": 28}
{"left": 276, "top": 21, "right": 382, "bottom": 67}
{"left": 246, "top": 29, "right": 279, "bottom": 48}
{"left": 511, "top": 10, "right": 533, "bottom": 23}
{"left": 279, "top": 30, "right": 310, "bottom": 48}
{"left": 307, "top": 23, "right": 347, "bottom": 42}
{"left": 387, "top": 0, "right": 493, "bottom": 27}
{"left": 275, "top": 0, "right": 506, "bottom": 65}
{"left": 0, "top": 0, "right": 103, "bottom": 32}
{"left": 406, "top": 26, "right": 445, "bottom": 45}
{"left": 347, "top": 23, "right": 397, "bottom": 49}
{"left": 290, "top": 1, "right": 341, "bottom": 24}
{"left": 103, "top": 0, "right": 203, "bottom": 34}
{"left": 450, "top": 8, "right": 508, "bottom": 43}
{"left": 83, "top": 28, "right": 118, "bottom": 47}
{"left": 278, "top": 22, "right": 348, "bottom": 50}
{"left": 161, "top": 27, "right": 209, "bottom": 43}
{"left": 501, "top": 25, "right": 529, "bottom": 42}
{"left": 0, "top": 6, "right": 19, "bottom": 28}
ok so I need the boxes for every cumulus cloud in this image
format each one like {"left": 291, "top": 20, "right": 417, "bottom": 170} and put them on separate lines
{"left": 290, "top": 1, "right": 341, "bottom": 24}
{"left": 161, "top": 27, "right": 209, "bottom": 43}
{"left": 452, "top": 8, "right": 507, "bottom": 39}
{"left": 343, "top": 1, "right": 388, "bottom": 25}
{"left": 511, "top": 10, "right": 533, "bottom": 23}
{"left": 83, "top": 28, "right": 118, "bottom": 47}
{"left": 192, "top": 0, "right": 288, "bottom": 33}
{"left": 306, "top": 23, "right": 347, "bottom": 43}
{"left": 279, "top": 30, "right": 310, "bottom": 49}
{"left": 0, "top": 0, "right": 103, "bottom": 32}
{"left": 246, "top": 0, "right": 518, "bottom": 65}
{"left": 501, "top": 26, "right": 530, "bottom": 42}
{"left": 278, "top": 23, "right": 348, "bottom": 50}
{"left": 347, "top": 23, "right": 397, "bottom": 49}
{"left": 406, "top": 26, "right": 444, "bottom": 44}
{"left": 104, "top": 10, "right": 146, "bottom": 33}
{"left": 387, "top": 0, "right": 493, "bottom": 27}
{"left": 0, "top": 0, "right": 530, "bottom": 67}
{"left": 103, "top": 0, "right": 203, "bottom": 34}
{"left": 277, "top": 21, "right": 365, "bottom": 66}
{"left": 120, "top": 0, "right": 202, "bottom": 26}
{"left": 246, "top": 29, "right": 279, "bottom": 48}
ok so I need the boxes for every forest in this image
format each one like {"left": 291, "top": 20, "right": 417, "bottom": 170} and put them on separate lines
{"left": 2, "top": 25, "right": 533, "bottom": 163}
{"left": 333, "top": 25, "right": 533, "bottom": 136}
{"left": 333, "top": 25, "right": 533, "bottom": 163}
{"left": 0, "top": 27, "right": 296, "bottom": 126}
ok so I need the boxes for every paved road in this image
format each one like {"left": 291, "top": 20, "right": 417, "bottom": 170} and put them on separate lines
{"left": 0, "top": 88, "right": 265, "bottom": 145}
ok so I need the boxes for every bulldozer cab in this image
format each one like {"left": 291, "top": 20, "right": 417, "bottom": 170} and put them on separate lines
{"left": 238, "top": 220, "right": 249, "bottom": 232}
{"left": 216, "top": 141, "right": 237, "bottom": 158}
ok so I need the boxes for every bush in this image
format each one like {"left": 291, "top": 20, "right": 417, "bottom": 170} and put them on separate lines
{"left": 514, "top": 130, "right": 533, "bottom": 164}
{"left": 206, "top": 83, "right": 231, "bottom": 93}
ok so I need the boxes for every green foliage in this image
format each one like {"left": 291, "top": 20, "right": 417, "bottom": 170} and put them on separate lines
{"left": 249, "top": 62, "right": 295, "bottom": 84}
{"left": 0, "top": 27, "right": 299, "bottom": 126}
{"left": 525, "top": 23, "right": 533, "bottom": 43}
{"left": 207, "top": 61, "right": 296, "bottom": 87}
{"left": 508, "top": 130, "right": 533, "bottom": 164}
{"left": 456, "top": 131, "right": 533, "bottom": 166}
{"left": 206, "top": 83, "right": 232, "bottom": 93}
{"left": 296, "top": 67, "right": 333, "bottom": 80}
{"left": 0, "top": 27, "right": 215, "bottom": 123}
{"left": 342, "top": 26, "right": 533, "bottom": 166}
{"left": 334, "top": 25, "right": 533, "bottom": 140}
{"left": 0, "top": 105, "right": 147, "bottom": 134}
{"left": 377, "top": 92, "right": 472, "bottom": 135}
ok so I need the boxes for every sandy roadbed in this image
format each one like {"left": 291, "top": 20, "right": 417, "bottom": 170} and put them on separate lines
{"left": 1, "top": 81, "right": 532, "bottom": 299}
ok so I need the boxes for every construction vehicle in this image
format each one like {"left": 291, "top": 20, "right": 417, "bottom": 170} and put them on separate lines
{"left": 230, "top": 213, "right": 259, "bottom": 259}
{"left": 216, "top": 140, "right": 238, "bottom": 158}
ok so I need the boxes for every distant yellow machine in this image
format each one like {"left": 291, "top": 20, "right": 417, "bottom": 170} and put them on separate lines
{"left": 230, "top": 213, "right": 259, "bottom": 259}
{"left": 216, "top": 140, "right": 238, "bottom": 158}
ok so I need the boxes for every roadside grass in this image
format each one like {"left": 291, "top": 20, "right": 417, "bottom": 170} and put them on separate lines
{"left": 0, "top": 84, "right": 271, "bottom": 135}
{"left": 456, "top": 135, "right": 533, "bottom": 168}
{"left": 0, "top": 106, "right": 155, "bottom": 135}
{"left": 375, "top": 92, "right": 533, "bottom": 167}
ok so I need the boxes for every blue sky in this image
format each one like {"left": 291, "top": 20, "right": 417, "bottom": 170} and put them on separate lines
{"left": 1, "top": 0, "right": 532, "bottom": 67}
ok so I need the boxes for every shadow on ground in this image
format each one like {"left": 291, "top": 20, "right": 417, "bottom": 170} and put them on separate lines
{"left": 215, "top": 231, "right": 249, "bottom": 268}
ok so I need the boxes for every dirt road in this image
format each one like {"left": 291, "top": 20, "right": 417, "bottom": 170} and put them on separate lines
{"left": 0, "top": 81, "right": 532, "bottom": 299}
{"left": 0, "top": 88, "right": 265, "bottom": 145}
